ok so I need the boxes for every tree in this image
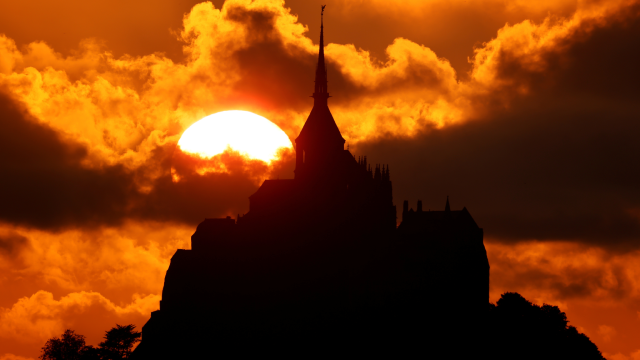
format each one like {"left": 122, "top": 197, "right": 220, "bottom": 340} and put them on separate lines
{"left": 98, "top": 324, "right": 142, "bottom": 360}
{"left": 40, "top": 329, "right": 86, "bottom": 360}
{"left": 79, "top": 345, "right": 102, "bottom": 360}
{"left": 488, "top": 292, "right": 605, "bottom": 360}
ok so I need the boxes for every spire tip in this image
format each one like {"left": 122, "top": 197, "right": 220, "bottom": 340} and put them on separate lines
{"left": 313, "top": 5, "right": 329, "bottom": 100}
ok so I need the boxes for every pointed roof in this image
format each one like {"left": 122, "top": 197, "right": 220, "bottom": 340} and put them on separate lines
{"left": 296, "top": 6, "right": 345, "bottom": 148}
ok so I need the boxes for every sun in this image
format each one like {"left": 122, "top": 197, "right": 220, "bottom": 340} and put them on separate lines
{"left": 177, "top": 110, "right": 293, "bottom": 163}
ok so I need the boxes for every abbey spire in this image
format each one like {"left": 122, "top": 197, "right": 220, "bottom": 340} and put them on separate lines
{"left": 295, "top": 5, "right": 346, "bottom": 180}
{"left": 313, "top": 5, "right": 328, "bottom": 102}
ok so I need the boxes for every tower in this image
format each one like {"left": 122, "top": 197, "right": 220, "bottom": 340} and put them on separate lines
{"left": 294, "top": 7, "right": 345, "bottom": 181}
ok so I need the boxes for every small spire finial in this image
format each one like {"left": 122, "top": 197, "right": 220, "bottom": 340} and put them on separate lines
{"left": 445, "top": 196, "right": 451, "bottom": 212}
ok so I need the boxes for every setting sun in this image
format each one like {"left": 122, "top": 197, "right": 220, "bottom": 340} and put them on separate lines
{"left": 177, "top": 110, "right": 293, "bottom": 164}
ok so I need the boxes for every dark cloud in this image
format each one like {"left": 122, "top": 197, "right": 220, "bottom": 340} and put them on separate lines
{"left": 361, "top": 100, "right": 640, "bottom": 247}
{"left": 486, "top": 242, "right": 639, "bottom": 304}
{"left": 553, "top": 9, "right": 640, "bottom": 101}
{"left": 487, "top": 5, "right": 640, "bottom": 102}
{"left": 221, "top": 5, "right": 422, "bottom": 112}
{"left": 228, "top": 5, "right": 318, "bottom": 111}
{"left": 0, "top": 90, "right": 291, "bottom": 230}
{"left": 137, "top": 147, "right": 294, "bottom": 224}
{"left": 0, "top": 230, "right": 28, "bottom": 256}
{"left": 0, "top": 90, "right": 135, "bottom": 229}
{"left": 219, "top": 5, "right": 455, "bottom": 113}
{"left": 357, "top": 5, "right": 640, "bottom": 249}
{"left": 1, "top": 1, "right": 639, "bottom": 248}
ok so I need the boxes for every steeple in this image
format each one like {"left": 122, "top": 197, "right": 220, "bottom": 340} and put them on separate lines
{"left": 294, "top": 5, "right": 346, "bottom": 180}
{"left": 445, "top": 196, "right": 451, "bottom": 212}
{"left": 313, "top": 5, "right": 328, "bottom": 102}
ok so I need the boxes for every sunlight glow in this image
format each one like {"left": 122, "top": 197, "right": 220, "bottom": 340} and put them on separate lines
{"left": 177, "top": 110, "right": 293, "bottom": 163}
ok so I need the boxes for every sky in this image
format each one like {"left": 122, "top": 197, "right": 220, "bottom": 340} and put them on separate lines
{"left": 0, "top": 0, "right": 639, "bottom": 358}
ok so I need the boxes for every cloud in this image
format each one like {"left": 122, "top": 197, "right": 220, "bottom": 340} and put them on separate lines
{"left": 0, "top": 87, "right": 295, "bottom": 229}
{"left": 487, "top": 241, "right": 640, "bottom": 305}
{"left": 606, "top": 350, "right": 640, "bottom": 360}
{"left": 598, "top": 324, "right": 617, "bottom": 342}
{"left": 0, "top": 354, "right": 34, "bottom": 360}
{"left": 0, "top": 221, "right": 189, "bottom": 358}
{"left": 485, "top": 240, "right": 640, "bottom": 356}
{"left": 0, "top": 36, "right": 21, "bottom": 75}
{"left": 0, "top": 290, "right": 159, "bottom": 344}
{"left": 358, "top": 96, "right": 640, "bottom": 246}
{"left": 0, "top": 0, "right": 452, "bottom": 230}
{"left": 357, "top": 0, "right": 640, "bottom": 247}
{"left": 0, "top": 222, "right": 191, "bottom": 301}
{"left": 0, "top": 0, "right": 637, "bottom": 258}
{"left": 0, "top": 230, "right": 28, "bottom": 257}
{"left": 0, "top": 89, "right": 145, "bottom": 229}
{"left": 469, "top": 0, "right": 640, "bottom": 100}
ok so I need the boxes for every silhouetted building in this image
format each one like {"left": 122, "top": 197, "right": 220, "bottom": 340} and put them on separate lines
{"left": 132, "top": 11, "right": 489, "bottom": 359}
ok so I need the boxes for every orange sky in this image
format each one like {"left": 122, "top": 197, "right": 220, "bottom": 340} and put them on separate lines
{"left": 1, "top": 0, "right": 640, "bottom": 358}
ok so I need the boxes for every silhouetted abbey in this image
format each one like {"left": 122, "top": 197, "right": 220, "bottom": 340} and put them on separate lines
{"left": 133, "top": 11, "right": 489, "bottom": 358}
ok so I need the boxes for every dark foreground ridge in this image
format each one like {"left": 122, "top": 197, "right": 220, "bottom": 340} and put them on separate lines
{"left": 131, "top": 9, "right": 601, "bottom": 360}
